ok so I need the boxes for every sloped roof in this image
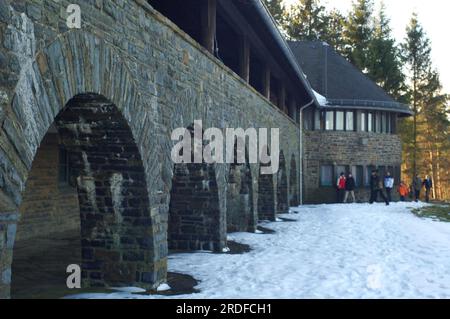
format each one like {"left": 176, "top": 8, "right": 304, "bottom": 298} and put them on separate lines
{"left": 288, "top": 41, "right": 412, "bottom": 116}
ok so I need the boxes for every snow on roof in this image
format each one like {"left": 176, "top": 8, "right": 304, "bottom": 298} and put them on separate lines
{"left": 313, "top": 89, "right": 328, "bottom": 106}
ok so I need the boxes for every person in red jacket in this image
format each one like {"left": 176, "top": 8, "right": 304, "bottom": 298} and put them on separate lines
{"left": 336, "top": 172, "right": 346, "bottom": 203}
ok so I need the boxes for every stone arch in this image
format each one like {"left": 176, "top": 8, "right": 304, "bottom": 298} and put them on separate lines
{"left": 257, "top": 147, "right": 276, "bottom": 222}
{"left": 277, "top": 151, "right": 289, "bottom": 214}
{"left": 0, "top": 31, "right": 165, "bottom": 298}
{"left": 168, "top": 125, "right": 225, "bottom": 251}
{"left": 289, "top": 154, "right": 299, "bottom": 207}
{"left": 11, "top": 94, "right": 156, "bottom": 297}
{"left": 226, "top": 138, "right": 255, "bottom": 233}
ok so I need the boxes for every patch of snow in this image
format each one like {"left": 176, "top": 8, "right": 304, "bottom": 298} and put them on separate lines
{"left": 111, "top": 287, "right": 146, "bottom": 293}
{"left": 156, "top": 283, "right": 171, "bottom": 292}
{"left": 313, "top": 89, "right": 328, "bottom": 106}
{"left": 254, "top": 230, "right": 264, "bottom": 234}
{"left": 275, "top": 218, "right": 283, "bottom": 222}
{"left": 222, "top": 247, "right": 230, "bottom": 253}
{"left": 67, "top": 202, "right": 450, "bottom": 299}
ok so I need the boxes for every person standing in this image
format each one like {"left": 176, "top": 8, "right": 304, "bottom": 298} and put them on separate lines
{"left": 369, "top": 170, "right": 389, "bottom": 205}
{"left": 343, "top": 173, "right": 356, "bottom": 203}
{"left": 398, "top": 181, "right": 409, "bottom": 202}
{"left": 336, "top": 172, "right": 346, "bottom": 203}
{"left": 384, "top": 172, "right": 394, "bottom": 202}
{"left": 423, "top": 175, "right": 433, "bottom": 203}
{"left": 412, "top": 174, "right": 422, "bottom": 202}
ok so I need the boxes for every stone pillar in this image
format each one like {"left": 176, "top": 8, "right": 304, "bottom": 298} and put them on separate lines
{"left": 262, "top": 65, "right": 271, "bottom": 99}
{"left": 238, "top": 35, "right": 250, "bottom": 83}
{"left": 201, "top": 0, "right": 217, "bottom": 54}
{"left": 0, "top": 198, "right": 19, "bottom": 299}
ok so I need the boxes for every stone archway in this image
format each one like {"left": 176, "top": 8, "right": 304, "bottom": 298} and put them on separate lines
{"left": 226, "top": 140, "right": 255, "bottom": 233}
{"left": 0, "top": 31, "right": 167, "bottom": 299}
{"left": 257, "top": 164, "right": 276, "bottom": 222}
{"left": 168, "top": 126, "right": 224, "bottom": 252}
{"left": 277, "top": 151, "right": 288, "bottom": 214}
{"left": 289, "top": 154, "right": 299, "bottom": 207}
{"left": 10, "top": 94, "right": 156, "bottom": 298}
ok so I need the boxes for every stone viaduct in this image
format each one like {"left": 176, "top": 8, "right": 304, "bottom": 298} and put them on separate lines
{"left": 0, "top": 0, "right": 314, "bottom": 298}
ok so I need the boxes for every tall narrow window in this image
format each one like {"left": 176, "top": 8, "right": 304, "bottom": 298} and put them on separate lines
{"left": 352, "top": 165, "right": 364, "bottom": 187}
{"left": 361, "top": 112, "right": 366, "bottom": 132}
{"left": 336, "top": 111, "right": 344, "bottom": 131}
{"left": 325, "top": 111, "right": 334, "bottom": 130}
{"left": 386, "top": 113, "right": 391, "bottom": 134}
{"left": 346, "top": 111, "right": 355, "bottom": 131}
{"left": 367, "top": 113, "right": 373, "bottom": 132}
{"left": 320, "top": 165, "right": 334, "bottom": 187}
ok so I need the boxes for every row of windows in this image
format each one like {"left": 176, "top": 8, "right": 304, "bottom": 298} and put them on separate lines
{"left": 320, "top": 165, "right": 401, "bottom": 188}
{"left": 304, "top": 109, "right": 398, "bottom": 134}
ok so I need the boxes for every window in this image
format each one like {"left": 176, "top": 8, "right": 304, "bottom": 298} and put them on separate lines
{"left": 386, "top": 113, "right": 391, "bottom": 134}
{"left": 351, "top": 165, "right": 364, "bottom": 187}
{"left": 365, "top": 165, "right": 375, "bottom": 186}
{"left": 320, "top": 165, "right": 334, "bottom": 187}
{"left": 360, "top": 112, "right": 366, "bottom": 132}
{"left": 378, "top": 166, "right": 386, "bottom": 178}
{"left": 325, "top": 111, "right": 334, "bottom": 130}
{"left": 377, "top": 112, "right": 382, "bottom": 133}
{"left": 367, "top": 113, "right": 373, "bottom": 132}
{"left": 336, "top": 111, "right": 344, "bottom": 131}
{"left": 346, "top": 111, "right": 355, "bottom": 131}
{"left": 391, "top": 114, "right": 397, "bottom": 134}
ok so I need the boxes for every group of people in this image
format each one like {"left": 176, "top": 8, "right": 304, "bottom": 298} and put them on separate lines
{"left": 336, "top": 170, "right": 433, "bottom": 204}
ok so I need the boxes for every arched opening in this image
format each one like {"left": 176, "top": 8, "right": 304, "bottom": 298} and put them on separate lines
{"left": 257, "top": 160, "right": 276, "bottom": 222}
{"left": 226, "top": 140, "right": 255, "bottom": 233}
{"left": 168, "top": 126, "right": 222, "bottom": 252}
{"left": 277, "top": 151, "right": 288, "bottom": 214}
{"left": 11, "top": 94, "right": 155, "bottom": 298}
{"left": 289, "top": 155, "right": 299, "bottom": 207}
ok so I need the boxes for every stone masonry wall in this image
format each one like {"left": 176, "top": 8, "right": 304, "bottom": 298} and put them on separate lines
{"left": 0, "top": 0, "right": 301, "bottom": 298}
{"left": 16, "top": 133, "right": 80, "bottom": 242}
{"left": 303, "top": 130, "right": 403, "bottom": 204}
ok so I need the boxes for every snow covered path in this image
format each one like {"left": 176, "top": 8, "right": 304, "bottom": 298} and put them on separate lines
{"left": 69, "top": 202, "right": 450, "bottom": 299}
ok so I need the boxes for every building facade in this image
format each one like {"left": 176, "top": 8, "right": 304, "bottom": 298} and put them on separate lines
{"left": 289, "top": 41, "right": 412, "bottom": 204}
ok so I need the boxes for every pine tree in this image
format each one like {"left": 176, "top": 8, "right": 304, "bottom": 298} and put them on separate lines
{"left": 263, "top": 0, "right": 286, "bottom": 26}
{"left": 284, "top": 0, "right": 327, "bottom": 41}
{"left": 400, "top": 13, "right": 432, "bottom": 179}
{"left": 366, "top": 2, "right": 405, "bottom": 100}
{"left": 343, "top": 0, "right": 374, "bottom": 71}
{"left": 321, "top": 9, "right": 346, "bottom": 54}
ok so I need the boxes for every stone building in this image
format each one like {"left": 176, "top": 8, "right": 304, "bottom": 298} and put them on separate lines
{"left": 289, "top": 41, "right": 413, "bottom": 204}
{"left": 0, "top": 0, "right": 316, "bottom": 298}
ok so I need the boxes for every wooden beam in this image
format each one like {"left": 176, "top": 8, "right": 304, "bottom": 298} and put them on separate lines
{"left": 201, "top": 0, "right": 217, "bottom": 54}
{"left": 262, "top": 65, "right": 270, "bottom": 99}
{"left": 238, "top": 35, "right": 250, "bottom": 83}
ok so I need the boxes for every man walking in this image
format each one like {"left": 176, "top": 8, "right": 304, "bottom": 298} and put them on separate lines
{"left": 423, "top": 175, "right": 433, "bottom": 203}
{"left": 343, "top": 173, "right": 356, "bottom": 203}
{"left": 369, "top": 170, "right": 389, "bottom": 205}
{"left": 412, "top": 174, "right": 422, "bottom": 202}
{"left": 384, "top": 172, "right": 394, "bottom": 202}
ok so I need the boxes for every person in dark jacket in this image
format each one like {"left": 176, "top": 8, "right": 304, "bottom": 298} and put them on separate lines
{"left": 343, "top": 173, "right": 356, "bottom": 203}
{"left": 369, "top": 170, "right": 389, "bottom": 205}
{"left": 423, "top": 175, "right": 433, "bottom": 203}
{"left": 412, "top": 174, "right": 422, "bottom": 202}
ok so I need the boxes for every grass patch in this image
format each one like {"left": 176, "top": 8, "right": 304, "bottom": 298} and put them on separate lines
{"left": 411, "top": 205, "right": 450, "bottom": 223}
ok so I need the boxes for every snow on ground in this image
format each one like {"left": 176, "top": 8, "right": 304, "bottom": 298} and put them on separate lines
{"left": 67, "top": 202, "right": 450, "bottom": 299}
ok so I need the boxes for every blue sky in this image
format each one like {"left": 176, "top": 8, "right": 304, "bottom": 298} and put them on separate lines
{"left": 283, "top": 0, "right": 450, "bottom": 94}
